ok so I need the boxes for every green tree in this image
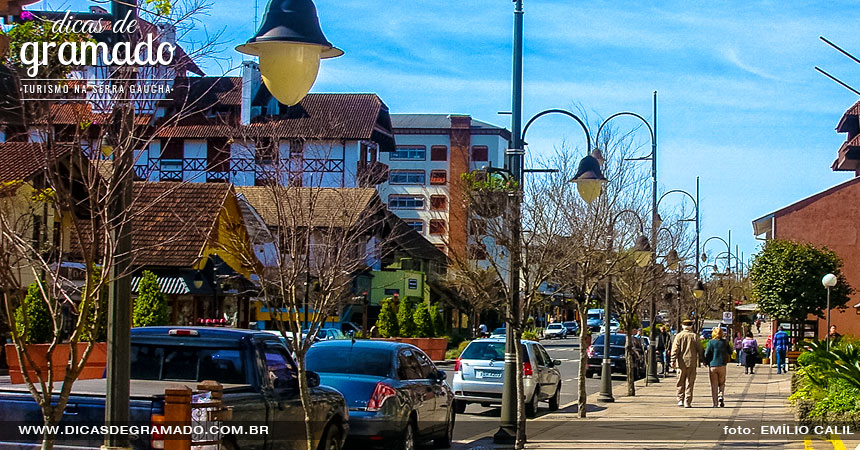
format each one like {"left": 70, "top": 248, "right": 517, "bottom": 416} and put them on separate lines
{"left": 14, "top": 282, "right": 53, "bottom": 344}
{"left": 429, "top": 302, "right": 444, "bottom": 337}
{"left": 414, "top": 301, "right": 434, "bottom": 338}
{"left": 397, "top": 297, "right": 417, "bottom": 338}
{"left": 376, "top": 297, "right": 398, "bottom": 338}
{"left": 133, "top": 271, "right": 169, "bottom": 327}
{"left": 750, "top": 240, "right": 853, "bottom": 323}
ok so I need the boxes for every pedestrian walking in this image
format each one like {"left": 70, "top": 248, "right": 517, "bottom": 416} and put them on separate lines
{"left": 656, "top": 325, "right": 669, "bottom": 375}
{"left": 742, "top": 332, "right": 759, "bottom": 374}
{"left": 773, "top": 326, "right": 790, "bottom": 374}
{"left": 479, "top": 323, "right": 488, "bottom": 338}
{"left": 666, "top": 329, "right": 676, "bottom": 374}
{"left": 733, "top": 332, "right": 743, "bottom": 366}
{"left": 671, "top": 319, "right": 705, "bottom": 408}
{"left": 765, "top": 335, "right": 773, "bottom": 365}
{"left": 755, "top": 318, "right": 762, "bottom": 334}
{"left": 704, "top": 327, "right": 730, "bottom": 407}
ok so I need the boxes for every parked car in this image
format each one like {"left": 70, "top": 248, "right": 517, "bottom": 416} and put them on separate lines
{"left": 305, "top": 327, "right": 347, "bottom": 340}
{"left": 562, "top": 321, "right": 580, "bottom": 336}
{"left": 585, "top": 333, "right": 646, "bottom": 379}
{"left": 305, "top": 340, "right": 455, "bottom": 449}
{"left": 451, "top": 338, "right": 561, "bottom": 418}
{"left": 544, "top": 323, "right": 567, "bottom": 339}
{"left": 0, "top": 327, "right": 348, "bottom": 450}
{"left": 340, "top": 321, "right": 362, "bottom": 335}
{"left": 490, "top": 327, "right": 507, "bottom": 338}
{"left": 701, "top": 325, "right": 728, "bottom": 339}
{"left": 599, "top": 319, "right": 620, "bottom": 334}
{"left": 587, "top": 309, "right": 603, "bottom": 332}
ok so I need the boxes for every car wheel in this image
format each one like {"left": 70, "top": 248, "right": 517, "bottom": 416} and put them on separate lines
{"left": 526, "top": 388, "right": 539, "bottom": 418}
{"left": 433, "top": 407, "right": 455, "bottom": 448}
{"left": 318, "top": 422, "right": 343, "bottom": 450}
{"left": 454, "top": 399, "right": 467, "bottom": 414}
{"left": 548, "top": 382, "right": 561, "bottom": 411}
{"left": 398, "top": 419, "right": 416, "bottom": 450}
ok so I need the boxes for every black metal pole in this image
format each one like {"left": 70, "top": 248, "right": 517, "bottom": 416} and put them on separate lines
{"left": 646, "top": 91, "right": 660, "bottom": 384}
{"left": 105, "top": 2, "right": 134, "bottom": 448}
{"left": 597, "top": 256, "right": 614, "bottom": 402}
{"left": 495, "top": 0, "right": 523, "bottom": 443}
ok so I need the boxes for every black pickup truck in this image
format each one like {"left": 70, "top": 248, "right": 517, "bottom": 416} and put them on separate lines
{"left": 0, "top": 326, "right": 348, "bottom": 450}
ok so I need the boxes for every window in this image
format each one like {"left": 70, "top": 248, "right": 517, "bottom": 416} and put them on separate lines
{"left": 414, "top": 351, "right": 436, "bottom": 379}
{"left": 160, "top": 139, "right": 184, "bottom": 160}
{"left": 431, "top": 145, "right": 447, "bottom": 161}
{"left": 384, "top": 288, "right": 400, "bottom": 296}
{"left": 390, "top": 146, "right": 426, "bottom": 161}
{"left": 397, "top": 349, "right": 423, "bottom": 380}
{"left": 471, "top": 145, "right": 489, "bottom": 162}
{"left": 389, "top": 170, "right": 426, "bottom": 185}
{"left": 408, "top": 279, "right": 418, "bottom": 290}
{"left": 264, "top": 345, "right": 298, "bottom": 385}
{"left": 429, "top": 170, "right": 447, "bottom": 185}
{"left": 306, "top": 346, "right": 393, "bottom": 377}
{"left": 389, "top": 195, "right": 424, "bottom": 209}
{"left": 405, "top": 220, "right": 424, "bottom": 234}
{"left": 429, "top": 219, "right": 446, "bottom": 235}
{"left": 207, "top": 138, "right": 230, "bottom": 172}
{"left": 430, "top": 195, "right": 447, "bottom": 211}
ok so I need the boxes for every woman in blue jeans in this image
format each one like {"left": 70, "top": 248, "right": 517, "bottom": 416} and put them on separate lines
{"left": 773, "top": 326, "right": 790, "bottom": 374}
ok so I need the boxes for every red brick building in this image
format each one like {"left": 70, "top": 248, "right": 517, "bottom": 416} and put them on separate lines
{"left": 753, "top": 100, "right": 860, "bottom": 338}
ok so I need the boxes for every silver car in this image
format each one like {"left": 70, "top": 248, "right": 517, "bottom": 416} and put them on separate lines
{"left": 451, "top": 338, "right": 562, "bottom": 417}
{"left": 544, "top": 323, "right": 567, "bottom": 339}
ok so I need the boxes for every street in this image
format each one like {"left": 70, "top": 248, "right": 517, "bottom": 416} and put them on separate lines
{"left": 442, "top": 338, "right": 639, "bottom": 443}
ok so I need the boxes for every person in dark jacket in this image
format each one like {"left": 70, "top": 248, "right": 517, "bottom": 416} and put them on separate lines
{"left": 742, "top": 331, "right": 759, "bottom": 374}
{"left": 705, "top": 327, "right": 730, "bottom": 407}
{"left": 656, "top": 325, "right": 669, "bottom": 375}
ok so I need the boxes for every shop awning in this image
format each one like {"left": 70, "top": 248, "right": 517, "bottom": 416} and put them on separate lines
{"left": 131, "top": 275, "right": 191, "bottom": 295}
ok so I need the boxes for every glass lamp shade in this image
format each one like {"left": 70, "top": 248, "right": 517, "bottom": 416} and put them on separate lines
{"left": 665, "top": 249, "right": 680, "bottom": 271}
{"left": 575, "top": 179, "right": 604, "bottom": 204}
{"left": 692, "top": 280, "right": 705, "bottom": 299}
{"left": 570, "top": 152, "right": 608, "bottom": 204}
{"left": 240, "top": 42, "right": 321, "bottom": 106}
{"left": 99, "top": 134, "right": 114, "bottom": 157}
{"left": 632, "top": 235, "right": 652, "bottom": 267}
{"left": 822, "top": 273, "right": 837, "bottom": 287}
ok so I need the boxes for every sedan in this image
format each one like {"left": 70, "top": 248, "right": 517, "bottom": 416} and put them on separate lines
{"left": 451, "top": 338, "right": 561, "bottom": 418}
{"left": 544, "top": 323, "right": 567, "bottom": 339}
{"left": 490, "top": 327, "right": 506, "bottom": 339}
{"left": 585, "top": 333, "right": 646, "bottom": 379}
{"left": 562, "top": 321, "right": 580, "bottom": 336}
{"left": 305, "top": 340, "right": 455, "bottom": 449}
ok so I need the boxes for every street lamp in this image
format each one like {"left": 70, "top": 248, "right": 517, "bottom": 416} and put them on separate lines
{"left": 692, "top": 280, "right": 705, "bottom": 299}
{"left": 236, "top": 0, "right": 343, "bottom": 106}
{"left": 702, "top": 232, "right": 732, "bottom": 275}
{"left": 570, "top": 150, "right": 608, "bottom": 204}
{"left": 599, "top": 209, "right": 649, "bottom": 403}
{"left": 657, "top": 178, "right": 700, "bottom": 277}
{"left": 823, "top": 273, "right": 837, "bottom": 349}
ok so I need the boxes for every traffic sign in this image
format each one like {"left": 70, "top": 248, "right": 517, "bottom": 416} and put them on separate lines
{"left": 722, "top": 311, "right": 733, "bottom": 324}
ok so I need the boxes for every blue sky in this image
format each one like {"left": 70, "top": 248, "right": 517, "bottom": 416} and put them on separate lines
{"left": 42, "top": 0, "right": 860, "bottom": 266}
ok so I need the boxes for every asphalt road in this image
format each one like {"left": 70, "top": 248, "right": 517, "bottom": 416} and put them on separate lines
{"left": 441, "top": 337, "right": 639, "bottom": 443}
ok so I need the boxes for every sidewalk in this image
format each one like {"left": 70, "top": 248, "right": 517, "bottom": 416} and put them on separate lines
{"left": 454, "top": 323, "right": 858, "bottom": 450}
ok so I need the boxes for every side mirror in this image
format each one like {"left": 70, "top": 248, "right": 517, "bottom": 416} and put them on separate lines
{"left": 433, "top": 369, "right": 447, "bottom": 383}
{"left": 552, "top": 359, "right": 562, "bottom": 367}
{"left": 306, "top": 370, "right": 321, "bottom": 388}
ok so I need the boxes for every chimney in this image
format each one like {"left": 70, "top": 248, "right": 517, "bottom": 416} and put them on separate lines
{"left": 241, "top": 61, "right": 262, "bottom": 125}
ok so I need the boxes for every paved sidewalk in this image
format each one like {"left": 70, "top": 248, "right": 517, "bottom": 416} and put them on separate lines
{"left": 453, "top": 324, "right": 858, "bottom": 450}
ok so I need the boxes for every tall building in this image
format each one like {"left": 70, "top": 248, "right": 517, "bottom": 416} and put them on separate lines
{"left": 381, "top": 114, "right": 510, "bottom": 258}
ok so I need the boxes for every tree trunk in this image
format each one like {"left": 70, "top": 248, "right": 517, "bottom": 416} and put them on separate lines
{"left": 294, "top": 353, "right": 315, "bottom": 450}
{"left": 624, "top": 320, "right": 636, "bottom": 396}
{"left": 577, "top": 303, "right": 588, "bottom": 418}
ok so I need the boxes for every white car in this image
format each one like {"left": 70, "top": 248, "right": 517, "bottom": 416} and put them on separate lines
{"left": 599, "top": 320, "right": 620, "bottom": 334}
{"left": 543, "top": 323, "right": 567, "bottom": 339}
{"left": 490, "top": 327, "right": 507, "bottom": 339}
{"left": 452, "top": 338, "right": 562, "bottom": 417}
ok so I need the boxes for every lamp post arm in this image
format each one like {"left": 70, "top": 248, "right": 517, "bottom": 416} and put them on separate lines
{"left": 522, "top": 109, "right": 592, "bottom": 152}
{"left": 595, "top": 111, "right": 655, "bottom": 158}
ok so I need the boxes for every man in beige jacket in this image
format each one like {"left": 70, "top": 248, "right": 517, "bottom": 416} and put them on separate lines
{"left": 671, "top": 319, "right": 705, "bottom": 408}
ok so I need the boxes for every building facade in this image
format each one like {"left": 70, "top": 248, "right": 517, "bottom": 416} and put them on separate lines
{"left": 382, "top": 114, "right": 510, "bottom": 258}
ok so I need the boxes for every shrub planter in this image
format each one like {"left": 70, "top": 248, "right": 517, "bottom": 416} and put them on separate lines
{"left": 374, "top": 337, "right": 448, "bottom": 361}
{"left": 4, "top": 342, "right": 107, "bottom": 384}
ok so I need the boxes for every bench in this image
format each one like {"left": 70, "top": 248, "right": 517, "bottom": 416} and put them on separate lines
{"left": 787, "top": 350, "right": 802, "bottom": 370}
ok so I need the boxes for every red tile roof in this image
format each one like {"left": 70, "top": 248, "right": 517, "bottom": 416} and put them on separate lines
{"left": 131, "top": 182, "right": 232, "bottom": 267}
{"left": 0, "top": 142, "right": 69, "bottom": 183}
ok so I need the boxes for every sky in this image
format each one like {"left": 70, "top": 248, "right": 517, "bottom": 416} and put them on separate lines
{"left": 39, "top": 0, "right": 860, "bottom": 268}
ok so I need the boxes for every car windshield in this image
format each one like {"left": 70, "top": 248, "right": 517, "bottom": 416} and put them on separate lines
{"left": 592, "top": 334, "right": 629, "bottom": 346}
{"left": 587, "top": 313, "right": 600, "bottom": 321}
{"left": 563, "top": 322, "right": 577, "bottom": 327}
{"left": 130, "top": 344, "right": 246, "bottom": 384}
{"left": 492, "top": 328, "right": 506, "bottom": 335}
{"left": 306, "top": 345, "right": 393, "bottom": 377}
{"left": 547, "top": 324, "right": 562, "bottom": 329}
{"left": 461, "top": 341, "right": 527, "bottom": 361}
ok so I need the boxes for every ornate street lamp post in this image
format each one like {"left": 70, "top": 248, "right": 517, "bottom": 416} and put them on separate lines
{"left": 822, "top": 273, "right": 837, "bottom": 349}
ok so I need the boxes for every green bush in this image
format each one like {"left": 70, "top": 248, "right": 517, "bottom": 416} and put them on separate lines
{"left": 414, "top": 302, "right": 434, "bottom": 338}
{"left": 376, "top": 297, "right": 398, "bottom": 338}
{"left": 522, "top": 329, "right": 539, "bottom": 341}
{"left": 14, "top": 282, "right": 53, "bottom": 344}
{"left": 397, "top": 297, "right": 417, "bottom": 338}
{"left": 445, "top": 340, "right": 471, "bottom": 360}
{"left": 429, "top": 303, "right": 445, "bottom": 336}
{"left": 132, "top": 271, "right": 168, "bottom": 327}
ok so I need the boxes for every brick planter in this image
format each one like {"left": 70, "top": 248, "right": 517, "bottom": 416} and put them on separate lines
{"left": 375, "top": 337, "right": 448, "bottom": 361}
{"left": 4, "top": 342, "right": 107, "bottom": 384}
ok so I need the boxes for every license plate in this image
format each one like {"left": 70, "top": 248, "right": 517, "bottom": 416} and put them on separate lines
{"left": 479, "top": 371, "right": 502, "bottom": 379}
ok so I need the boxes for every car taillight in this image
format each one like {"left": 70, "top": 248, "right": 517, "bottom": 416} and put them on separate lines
{"left": 454, "top": 358, "right": 462, "bottom": 372}
{"left": 586, "top": 345, "right": 594, "bottom": 358}
{"left": 367, "top": 382, "right": 397, "bottom": 412}
{"left": 523, "top": 361, "right": 533, "bottom": 377}
{"left": 151, "top": 414, "right": 165, "bottom": 449}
